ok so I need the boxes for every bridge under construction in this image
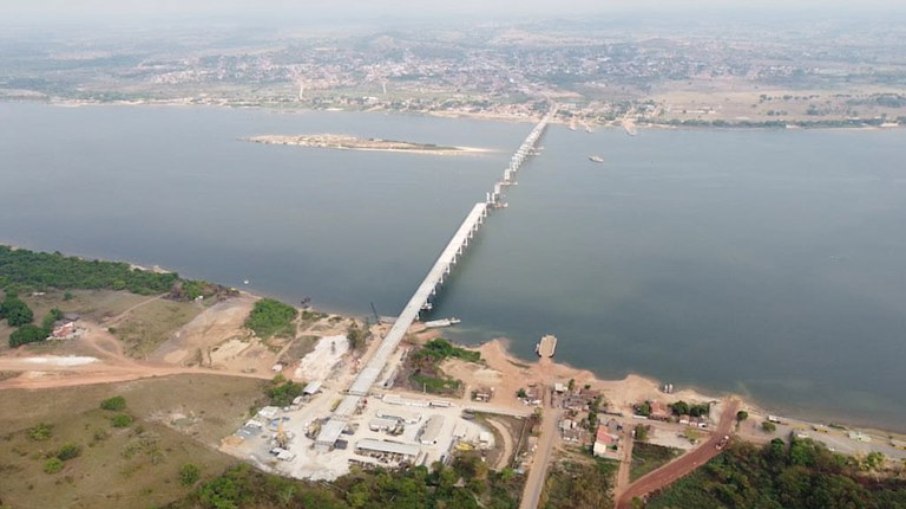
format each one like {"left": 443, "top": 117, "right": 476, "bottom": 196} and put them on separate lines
{"left": 315, "top": 104, "right": 557, "bottom": 449}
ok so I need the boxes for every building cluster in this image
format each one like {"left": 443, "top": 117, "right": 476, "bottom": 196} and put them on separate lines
{"left": 88, "top": 25, "right": 902, "bottom": 120}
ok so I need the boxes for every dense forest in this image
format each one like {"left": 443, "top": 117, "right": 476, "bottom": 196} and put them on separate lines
{"left": 647, "top": 438, "right": 906, "bottom": 509}
{"left": 0, "top": 245, "right": 180, "bottom": 295}
{"left": 168, "top": 454, "right": 523, "bottom": 509}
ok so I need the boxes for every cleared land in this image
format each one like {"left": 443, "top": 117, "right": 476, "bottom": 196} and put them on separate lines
{"left": 0, "top": 374, "right": 265, "bottom": 509}
{"left": 629, "top": 442, "right": 682, "bottom": 482}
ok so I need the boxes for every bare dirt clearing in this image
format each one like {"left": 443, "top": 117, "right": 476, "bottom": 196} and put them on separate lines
{"left": 149, "top": 295, "right": 255, "bottom": 365}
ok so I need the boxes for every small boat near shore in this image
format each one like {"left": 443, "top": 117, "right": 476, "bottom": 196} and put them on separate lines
{"left": 424, "top": 317, "right": 462, "bottom": 329}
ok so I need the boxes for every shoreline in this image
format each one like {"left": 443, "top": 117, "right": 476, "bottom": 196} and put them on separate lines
{"left": 3, "top": 244, "right": 904, "bottom": 437}
{"left": 452, "top": 337, "right": 906, "bottom": 441}
{"left": 4, "top": 98, "right": 903, "bottom": 132}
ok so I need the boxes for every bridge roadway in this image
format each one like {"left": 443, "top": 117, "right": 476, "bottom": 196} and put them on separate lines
{"left": 315, "top": 106, "right": 555, "bottom": 450}
{"left": 316, "top": 203, "right": 489, "bottom": 447}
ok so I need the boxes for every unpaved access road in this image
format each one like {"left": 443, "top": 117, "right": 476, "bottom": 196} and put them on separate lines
{"left": 519, "top": 386, "right": 560, "bottom": 509}
{"left": 616, "top": 399, "right": 739, "bottom": 509}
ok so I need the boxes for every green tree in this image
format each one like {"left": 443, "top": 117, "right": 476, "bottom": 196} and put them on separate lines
{"left": 347, "top": 322, "right": 365, "bottom": 351}
{"left": 9, "top": 324, "right": 48, "bottom": 347}
{"left": 864, "top": 452, "right": 885, "bottom": 472}
{"left": 245, "top": 298, "right": 298, "bottom": 338}
{"left": 27, "top": 422, "right": 53, "bottom": 441}
{"left": 56, "top": 443, "right": 82, "bottom": 461}
{"left": 43, "top": 458, "right": 64, "bottom": 474}
{"left": 1, "top": 294, "right": 33, "bottom": 326}
{"left": 111, "top": 414, "right": 133, "bottom": 428}
{"left": 266, "top": 377, "right": 304, "bottom": 407}
{"left": 100, "top": 396, "right": 127, "bottom": 411}
{"left": 635, "top": 424, "right": 650, "bottom": 442}
{"left": 40, "top": 308, "right": 63, "bottom": 331}
{"left": 670, "top": 400, "right": 690, "bottom": 416}
{"left": 736, "top": 410, "right": 749, "bottom": 423}
{"left": 180, "top": 463, "right": 201, "bottom": 486}
{"left": 762, "top": 421, "right": 777, "bottom": 433}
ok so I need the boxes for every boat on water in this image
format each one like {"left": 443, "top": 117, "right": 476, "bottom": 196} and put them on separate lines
{"left": 588, "top": 155, "right": 604, "bottom": 163}
{"left": 424, "top": 317, "right": 461, "bottom": 329}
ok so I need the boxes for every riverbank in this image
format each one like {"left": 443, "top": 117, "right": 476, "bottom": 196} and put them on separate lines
{"left": 14, "top": 98, "right": 904, "bottom": 131}
{"left": 438, "top": 337, "right": 906, "bottom": 458}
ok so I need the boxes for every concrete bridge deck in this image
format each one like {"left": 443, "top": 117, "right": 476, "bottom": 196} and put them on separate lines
{"left": 317, "top": 203, "right": 489, "bottom": 447}
{"left": 315, "top": 106, "right": 555, "bottom": 449}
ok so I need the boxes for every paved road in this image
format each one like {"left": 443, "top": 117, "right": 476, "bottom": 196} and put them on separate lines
{"left": 519, "top": 386, "right": 561, "bottom": 509}
{"left": 616, "top": 399, "right": 739, "bottom": 509}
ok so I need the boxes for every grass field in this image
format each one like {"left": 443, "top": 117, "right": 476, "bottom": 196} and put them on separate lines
{"left": 1, "top": 290, "right": 144, "bottom": 350}
{"left": 110, "top": 299, "right": 202, "bottom": 357}
{"left": 0, "top": 374, "right": 265, "bottom": 509}
{"left": 541, "top": 454, "right": 617, "bottom": 509}
{"left": 629, "top": 442, "right": 682, "bottom": 482}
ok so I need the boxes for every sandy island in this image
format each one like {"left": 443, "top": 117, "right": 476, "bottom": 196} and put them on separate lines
{"left": 245, "top": 133, "right": 490, "bottom": 156}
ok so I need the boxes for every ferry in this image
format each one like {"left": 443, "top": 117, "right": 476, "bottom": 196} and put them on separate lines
{"left": 588, "top": 155, "right": 604, "bottom": 163}
{"left": 424, "top": 317, "right": 461, "bottom": 329}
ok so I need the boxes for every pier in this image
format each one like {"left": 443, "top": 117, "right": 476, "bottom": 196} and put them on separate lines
{"left": 316, "top": 104, "right": 556, "bottom": 449}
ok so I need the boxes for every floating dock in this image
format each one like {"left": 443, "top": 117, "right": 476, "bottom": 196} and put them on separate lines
{"left": 536, "top": 334, "right": 558, "bottom": 358}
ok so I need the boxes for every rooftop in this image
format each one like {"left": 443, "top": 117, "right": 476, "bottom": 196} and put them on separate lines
{"left": 596, "top": 425, "right": 616, "bottom": 445}
{"left": 356, "top": 439, "right": 421, "bottom": 457}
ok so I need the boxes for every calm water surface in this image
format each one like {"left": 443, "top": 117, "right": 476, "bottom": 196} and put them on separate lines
{"left": 2, "top": 103, "right": 905, "bottom": 430}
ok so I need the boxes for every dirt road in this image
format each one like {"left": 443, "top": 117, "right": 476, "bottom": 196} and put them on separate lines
{"left": 616, "top": 399, "right": 739, "bottom": 509}
{"left": 485, "top": 417, "right": 515, "bottom": 471}
{"left": 519, "top": 386, "right": 560, "bottom": 509}
{"left": 614, "top": 427, "right": 635, "bottom": 499}
{"left": 0, "top": 345, "right": 272, "bottom": 391}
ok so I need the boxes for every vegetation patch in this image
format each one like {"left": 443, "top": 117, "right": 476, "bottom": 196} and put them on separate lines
{"left": 170, "top": 453, "right": 523, "bottom": 509}
{"left": 541, "top": 457, "right": 617, "bottom": 509}
{"left": 100, "top": 396, "right": 127, "bottom": 411}
{"left": 396, "top": 338, "right": 479, "bottom": 396}
{"left": 111, "top": 413, "right": 134, "bottom": 428}
{"left": 413, "top": 338, "right": 481, "bottom": 363}
{"left": 0, "top": 245, "right": 180, "bottom": 295}
{"left": 409, "top": 372, "right": 461, "bottom": 395}
{"left": 244, "top": 298, "right": 298, "bottom": 339}
{"left": 265, "top": 375, "right": 304, "bottom": 407}
{"left": 646, "top": 438, "right": 906, "bottom": 509}
{"left": 629, "top": 442, "right": 681, "bottom": 482}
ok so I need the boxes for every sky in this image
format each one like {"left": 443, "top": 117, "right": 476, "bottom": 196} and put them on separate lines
{"left": 1, "top": 0, "right": 904, "bottom": 30}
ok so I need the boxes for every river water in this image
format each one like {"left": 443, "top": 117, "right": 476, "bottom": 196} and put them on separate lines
{"left": 1, "top": 103, "right": 905, "bottom": 430}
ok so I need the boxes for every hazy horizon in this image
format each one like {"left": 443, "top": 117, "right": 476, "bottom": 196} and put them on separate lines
{"left": 3, "top": 0, "right": 906, "bottom": 30}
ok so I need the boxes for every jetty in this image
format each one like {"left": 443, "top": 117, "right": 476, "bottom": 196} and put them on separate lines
{"left": 536, "top": 334, "right": 558, "bottom": 358}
